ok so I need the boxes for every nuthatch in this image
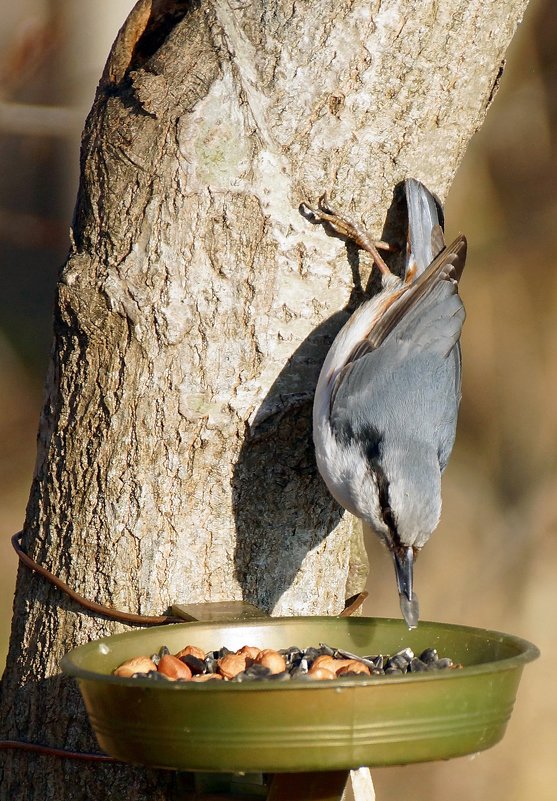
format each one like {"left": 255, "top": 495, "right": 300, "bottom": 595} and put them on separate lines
{"left": 308, "top": 179, "right": 467, "bottom": 628}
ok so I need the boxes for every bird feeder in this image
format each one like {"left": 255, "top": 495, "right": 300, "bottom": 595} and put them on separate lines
{"left": 62, "top": 608, "right": 538, "bottom": 799}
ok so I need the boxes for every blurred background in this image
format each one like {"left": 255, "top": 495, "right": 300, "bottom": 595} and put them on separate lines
{"left": 0, "top": 1, "right": 555, "bottom": 799}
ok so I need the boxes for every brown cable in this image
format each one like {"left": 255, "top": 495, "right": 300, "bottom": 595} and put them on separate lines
{"left": 11, "top": 531, "right": 181, "bottom": 625}
{"left": 0, "top": 740, "right": 118, "bottom": 763}
{"left": 12, "top": 531, "right": 367, "bottom": 623}
{"left": 6, "top": 531, "right": 368, "bottom": 763}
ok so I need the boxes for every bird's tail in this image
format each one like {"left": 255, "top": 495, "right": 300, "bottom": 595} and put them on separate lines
{"left": 405, "top": 178, "right": 445, "bottom": 278}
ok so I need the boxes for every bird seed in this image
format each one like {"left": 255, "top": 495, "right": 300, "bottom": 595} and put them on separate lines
{"left": 115, "top": 642, "right": 462, "bottom": 683}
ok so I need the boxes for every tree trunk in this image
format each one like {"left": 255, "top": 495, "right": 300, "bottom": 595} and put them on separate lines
{"left": 0, "top": 1, "right": 528, "bottom": 798}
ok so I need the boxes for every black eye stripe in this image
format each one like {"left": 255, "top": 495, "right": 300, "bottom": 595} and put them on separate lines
{"left": 370, "top": 461, "right": 400, "bottom": 545}
{"left": 371, "top": 462, "right": 398, "bottom": 542}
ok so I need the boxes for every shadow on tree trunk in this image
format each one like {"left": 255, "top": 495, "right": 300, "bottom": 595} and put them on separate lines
{"left": 232, "top": 186, "right": 410, "bottom": 613}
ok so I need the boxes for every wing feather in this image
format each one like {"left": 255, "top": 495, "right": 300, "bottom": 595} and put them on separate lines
{"left": 368, "top": 235, "right": 466, "bottom": 350}
{"left": 329, "top": 235, "right": 466, "bottom": 415}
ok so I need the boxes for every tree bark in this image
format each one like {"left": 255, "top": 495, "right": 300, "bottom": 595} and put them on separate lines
{"left": 0, "top": 1, "right": 528, "bottom": 798}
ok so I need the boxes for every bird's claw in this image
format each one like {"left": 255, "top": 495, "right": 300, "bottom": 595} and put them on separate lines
{"left": 302, "top": 194, "right": 395, "bottom": 274}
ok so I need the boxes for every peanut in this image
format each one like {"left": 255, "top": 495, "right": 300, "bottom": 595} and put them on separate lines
{"left": 255, "top": 649, "right": 286, "bottom": 674}
{"left": 336, "top": 661, "right": 371, "bottom": 676}
{"left": 236, "top": 645, "right": 261, "bottom": 661}
{"left": 113, "top": 656, "right": 157, "bottom": 677}
{"left": 307, "top": 666, "right": 336, "bottom": 680}
{"left": 158, "top": 654, "right": 192, "bottom": 681}
{"left": 174, "top": 645, "right": 206, "bottom": 661}
{"left": 217, "top": 653, "right": 248, "bottom": 679}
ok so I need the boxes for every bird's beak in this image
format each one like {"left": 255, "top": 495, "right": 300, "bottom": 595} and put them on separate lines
{"left": 392, "top": 547, "right": 420, "bottom": 630}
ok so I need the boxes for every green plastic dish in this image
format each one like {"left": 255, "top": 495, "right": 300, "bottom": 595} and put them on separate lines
{"left": 61, "top": 616, "right": 539, "bottom": 773}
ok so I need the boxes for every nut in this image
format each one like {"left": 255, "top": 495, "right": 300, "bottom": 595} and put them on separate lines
{"left": 174, "top": 645, "right": 206, "bottom": 661}
{"left": 158, "top": 654, "right": 192, "bottom": 681}
{"left": 113, "top": 640, "right": 458, "bottom": 684}
{"left": 311, "top": 655, "right": 367, "bottom": 675}
{"left": 113, "top": 656, "right": 157, "bottom": 677}
{"left": 336, "top": 661, "right": 371, "bottom": 676}
{"left": 310, "top": 655, "right": 340, "bottom": 673}
{"left": 307, "top": 666, "right": 336, "bottom": 680}
{"left": 255, "top": 649, "right": 287, "bottom": 674}
{"left": 236, "top": 645, "right": 261, "bottom": 661}
{"left": 217, "top": 653, "right": 248, "bottom": 679}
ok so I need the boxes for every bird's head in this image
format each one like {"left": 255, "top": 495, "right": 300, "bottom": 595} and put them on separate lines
{"left": 357, "top": 447, "right": 443, "bottom": 629}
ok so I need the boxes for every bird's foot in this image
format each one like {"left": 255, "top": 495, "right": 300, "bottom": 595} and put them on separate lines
{"left": 302, "top": 194, "right": 395, "bottom": 275}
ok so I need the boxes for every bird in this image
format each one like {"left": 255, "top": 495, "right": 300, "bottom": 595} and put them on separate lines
{"left": 307, "top": 179, "right": 467, "bottom": 628}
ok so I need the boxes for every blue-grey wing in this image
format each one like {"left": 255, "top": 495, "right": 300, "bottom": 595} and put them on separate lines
{"left": 438, "top": 342, "right": 462, "bottom": 471}
{"left": 329, "top": 261, "right": 465, "bottom": 471}
{"left": 330, "top": 348, "right": 462, "bottom": 474}
{"left": 343, "top": 235, "right": 466, "bottom": 371}
{"left": 371, "top": 236, "right": 466, "bottom": 350}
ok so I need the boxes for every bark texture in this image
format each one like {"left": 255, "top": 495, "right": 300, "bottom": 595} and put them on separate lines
{"left": 0, "top": 1, "right": 528, "bottom": 798}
